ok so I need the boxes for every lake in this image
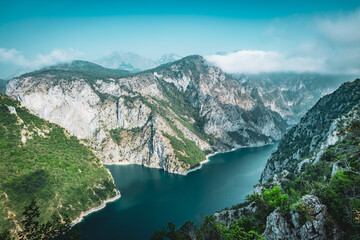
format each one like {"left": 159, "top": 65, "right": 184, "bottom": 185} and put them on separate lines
{"left": 79, "top": 143, "right": 278, "bottom": 239}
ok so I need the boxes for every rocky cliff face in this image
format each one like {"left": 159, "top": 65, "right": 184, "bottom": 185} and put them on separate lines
{"left": 260, "top": 79, "right": 360, "bottom": 184}
{"left": 262, "top": 195, "right": 342, "bottom": 240}
{"left": 257, "top": 80, "right": 360, "bottom": 239}
{"left": 6, "top": 56, "right": 290, "bottom": 174}
{"left": 214, "top": 79, "right": 360, "bottom": 239}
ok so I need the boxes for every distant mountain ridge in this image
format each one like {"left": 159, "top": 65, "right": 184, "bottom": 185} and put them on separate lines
{"left": 95, "top": 51, "right": 182, "bottom": 72}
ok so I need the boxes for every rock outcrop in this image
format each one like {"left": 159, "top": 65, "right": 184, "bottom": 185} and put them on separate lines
{"left": 263, "top": 195, "right": 342, "bottom": 240}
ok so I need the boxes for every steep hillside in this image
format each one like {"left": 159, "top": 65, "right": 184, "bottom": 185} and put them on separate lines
{"left": 261, "top": 79, "right": 360, "bottom": 184}
{"left": 0, "top": 95, "right": 119, "bottom": 234}
{"left": 217, "top": 79, "right": 360, "bottom": 239}
{"left": 7, "top": 56, "right": 287, "bottom": 174}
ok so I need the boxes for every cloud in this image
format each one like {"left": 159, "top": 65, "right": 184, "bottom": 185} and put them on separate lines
{"left": 317, "top": 9, "right": 360, "bottom": 45}
{"left": 0, "top": 48, "right": 28, "bottom": 66}
{"left": 206, "top": 9, "right": 360, "bottom": 75}
{"left": 0, "top": 48, "right": 83, "bottom": 69}
{"left": 205, "top": 50, "right": 325, "bottom": 74}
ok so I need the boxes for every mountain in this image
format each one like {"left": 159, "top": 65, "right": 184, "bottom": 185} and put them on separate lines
{"left": 95, "top": 52, "right": 182, "bottom": 72}
{"left": 0, "top": 94, "right": 119, "bottom": 234}
{"left": 216, "top": 79, "right": 360, "bottom": 239}
{"left": 7, "top": 56, "right": 288, "bottom": 174}
{"left": 96, "top": 52, "right": 156, "bottom": 72}
{"left": 156, "top": 53, "right": 182, "bottom": 65}
{"left": 261, "top": 79, "right": 360, "bottom": 184}
{"left": 42, "top": 60, "right": 130, "bottom": 76}
{"left": 6, "top": 56, "right": 352, "bottom": 175}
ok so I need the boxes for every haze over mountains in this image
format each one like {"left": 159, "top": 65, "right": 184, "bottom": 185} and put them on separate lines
{"left": 0, "top": 51, "right": 182, "bottom": 79}
{"left": 95, "top": 52, "right": 182, "bottom": 72}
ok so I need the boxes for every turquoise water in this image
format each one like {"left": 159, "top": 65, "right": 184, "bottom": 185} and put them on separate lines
{"left": 79, "top": 143, "right": 278, "bottom": 239}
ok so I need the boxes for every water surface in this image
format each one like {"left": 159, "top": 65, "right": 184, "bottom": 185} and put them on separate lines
{"left": 79, "top": 143, "right": 277, "bottom": 239}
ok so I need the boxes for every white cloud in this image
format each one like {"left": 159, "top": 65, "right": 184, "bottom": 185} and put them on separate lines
{"left": 206, "top": 9, "right": 360, "bottom": 75}
{"left": 0, "top": 48, "right": 83, "bottom": 69}
{"left": 205, "top": 50, "right": 325, "bottom": 74}
{"left": 0, "top": 48, "right": 28, "bottom": 66}
{"left": 317, "top": 9, "right": 360, "bottom": 44}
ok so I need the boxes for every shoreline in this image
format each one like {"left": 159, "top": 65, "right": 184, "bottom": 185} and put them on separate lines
{"left": 102, "top": 161, "right": 131, "bottom": 166}
{"left": 71, "top": 141, "right": 277, "bottom": 225}
{"left": 102, "top": 142, "right": 277, "bottom": 176}
{"left": 184, "top": 158, "right": 210, "bottom": 175}
{"left": 71, "top": 189, "right": 121, "bottom": 226}
{"left": 184, "top": 141, "right": 277, "bottom": 175}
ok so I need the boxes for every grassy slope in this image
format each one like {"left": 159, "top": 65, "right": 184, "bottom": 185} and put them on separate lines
{"left": 0, "top": 95, "right": 118, "bottom": 233}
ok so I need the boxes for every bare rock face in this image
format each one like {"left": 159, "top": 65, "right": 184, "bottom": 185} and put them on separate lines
{"left": 263, "top": 209, "right": 294, "bottom": 239}
{"left": 260, "top": 80, "right": 360, "bottom": 184}
{"left": 263, "top": 195, "right": 342, "bottom": 240}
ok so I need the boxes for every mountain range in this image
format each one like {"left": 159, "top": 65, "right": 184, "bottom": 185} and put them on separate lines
{"left": 6, "top": 56, "right": 352, "bottom": 175}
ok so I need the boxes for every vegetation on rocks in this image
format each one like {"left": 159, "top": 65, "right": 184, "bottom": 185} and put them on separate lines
{"left": 0, "top": 95, "right": 118, "bottom": 235}
{"left": 1, "top": 200, "right": 80, "bottom": 240}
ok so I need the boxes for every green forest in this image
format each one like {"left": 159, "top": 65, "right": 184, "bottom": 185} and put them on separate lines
{"left": 0, "top": 95, "right": 118, "bottom": 236}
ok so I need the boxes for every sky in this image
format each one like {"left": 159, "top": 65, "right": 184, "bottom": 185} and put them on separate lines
{"left": 0, "top": 0, "right": 360, "bottom": 78}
